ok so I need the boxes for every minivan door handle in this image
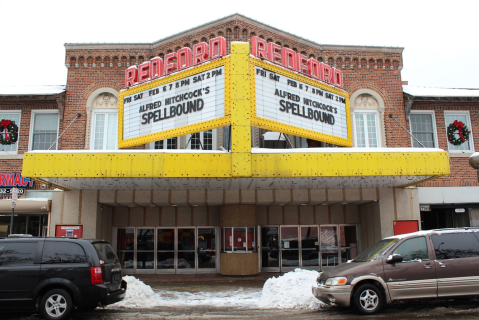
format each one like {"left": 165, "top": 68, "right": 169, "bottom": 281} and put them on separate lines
{"left": 423, "top": 263, "right": 432, "bottom": 269}
{"left": 438, "top": 261, "right": 447, "bottom": 268}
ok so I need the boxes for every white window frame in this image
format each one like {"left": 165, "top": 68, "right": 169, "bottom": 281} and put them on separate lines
{"left": 444, "top": 110, "right": 475, "bottom": 154}
{"left": 186, "top": 129, "right": 217, "bottom": 150}
{"left": 0, "top": 110, "right": 21, "bottom": 154}
{"left": 409, "top": 110, "right": 439, "bottom": 148}
{"left": 149, "top": 137, "right": 181, "bottom": 150}
{"left": 353, "top": 110, "right": 381, "bottom": 148}
{"left": 90, "top": 109, "right": 118, "bottom": 150}
{"left": 29, "top": 110, "right": 60, "bottom": 151}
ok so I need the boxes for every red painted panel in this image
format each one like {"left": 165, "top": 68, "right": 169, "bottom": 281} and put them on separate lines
{"left": 393, "top": 220, "right": 419, "bottom": 236}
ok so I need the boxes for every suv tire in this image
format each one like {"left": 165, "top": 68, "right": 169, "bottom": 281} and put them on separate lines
{"left": 352, "top": 283, "right": 384, "bottom": 315}
{"left": 39, "top": 289, "right": 73, "bottom": 320}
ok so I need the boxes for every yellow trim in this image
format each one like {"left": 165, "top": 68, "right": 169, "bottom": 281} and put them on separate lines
{"left": 118, "top": 57, "right": 232, "bottom": 148}
{"left": 230, "top": 42, "right": 252, "bottom": 177}
{"left": 23, "top": 150, "right": 450, "bottom": 183}
{"left": 249, "top": 58, "right": 353, "bottom": 147}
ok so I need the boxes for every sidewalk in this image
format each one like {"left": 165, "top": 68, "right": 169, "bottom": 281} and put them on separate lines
{"left": 132, "top": 272, "right": 284, "bottom": 284}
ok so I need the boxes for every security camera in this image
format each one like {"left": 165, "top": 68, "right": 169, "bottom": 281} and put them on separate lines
{"left": 41, "top": 184, "right": 46, "bottom": 190}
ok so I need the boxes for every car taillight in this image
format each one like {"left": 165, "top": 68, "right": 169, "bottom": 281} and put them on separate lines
{"left": 90, "top": 267, "right": 103, "bottom": 284}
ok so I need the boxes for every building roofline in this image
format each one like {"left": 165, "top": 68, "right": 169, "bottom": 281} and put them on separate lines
{"left": 64, "top": 13, "right": 404, "bottom": 54}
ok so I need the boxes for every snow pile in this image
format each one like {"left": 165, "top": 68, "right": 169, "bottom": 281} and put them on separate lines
{"left": 111, "top": 269, "right": 324, "bottom": 310}
{"left": 111, "top": 276, "right": 161, "bottom": 308}
{"left": 258, "top": 269, "right": 324, "bottom": 309}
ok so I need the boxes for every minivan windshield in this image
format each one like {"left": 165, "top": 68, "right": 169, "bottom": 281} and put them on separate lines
{"left": 353, "top": 238, "right": 398, "bottom": 262}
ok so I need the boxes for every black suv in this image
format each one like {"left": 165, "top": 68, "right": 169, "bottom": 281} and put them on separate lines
{"left": 0, "top": 236, "right": 127, "bottom": 320}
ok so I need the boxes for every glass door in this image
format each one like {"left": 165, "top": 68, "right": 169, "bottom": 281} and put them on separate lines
{"left": 260, "top": 226, "right": 280, "bottom": 271}
{"left": 300, "top": 226, "right": 319, "bottom": 269}
{"left": 116, "top": 228, "right": 134, "bottom": 270}
{"left": 280, "top": 226, "right": 299, "bottom": 271}
{"left": 177, "top": 227, "right": 196, "bottom": 273}
{"left": 157, "top": 228, "right": 175, "bottom": 274}
{"left": 320, "top": 225, "right": 340, "bottom": 269}
{"left": 136, "top": 228, "right": 155, "bottom": 273}
{"left": 197, "top": 227, "right": 217, "bottom": 272}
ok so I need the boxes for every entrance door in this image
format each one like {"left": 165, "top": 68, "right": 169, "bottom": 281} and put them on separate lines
{"left": 280, "top": 226, "right": 300, "bottom": 271}
{"left": 177, "top": 228, "right": 196, "bottom": 273}
{"left": 300, "top": 226, "right": 319, "bottom": 270}
{"left": 260, "top": 226, "right": 280, "bottom": 271}
{"left": 197, "top": 227, "right": 217, "bottom": 272}
{"left": 320, "top": 225, "right": 340, "bottom": 269}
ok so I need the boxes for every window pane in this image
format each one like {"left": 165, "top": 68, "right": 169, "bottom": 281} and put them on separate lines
{"left": 392, "top": 237, "right": 428, "bottom": 261}
{"left": 105, "top": 113, "right": 118, "bottom": 150}
{"left": 93, "top": 113, "right": 118, "bottom": 150}
{"left": 366, "top": 114, "right": 378, "bottom": 147}
{"left": 445, "top": 114, "right": 471, "bottom": 151}
{"left": 203, "top": 130, "right": 213, "bottom": 150}
{"left": 0, "top": 113, "right": 20, "bottom": 153}
{"left": 0, "top": 242, "right": 36, "bottom": 266}
{"left": 354, "top": 114, "right": 366, "bottom": 147}
{"left": 41, "top": 242, "right": 87, "bottom": 264}
{"left": 154, "top": 140, "right": 164, "bottom": 149}
{"left": 32, "top": 113, "right": 58, "bottom": 150}
{"left": 411, "top": 114, "right": 435, "bottom": 148}
{"left": 432, "top": 233, "right": 479, "bottom": 259}
{"left": 93, "top": 114, "right": 105, "bottom": 150}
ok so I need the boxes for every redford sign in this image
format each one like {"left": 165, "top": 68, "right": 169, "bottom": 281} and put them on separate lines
{"left": 125, "top": 36, "right": 343, "bottom": 89}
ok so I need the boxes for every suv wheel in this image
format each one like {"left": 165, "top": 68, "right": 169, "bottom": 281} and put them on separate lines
{"left": 352, "top": 283, "right": 383, "bottom": 315}
{"left": 40, "top": 289, "right": 73, "bottom": 320}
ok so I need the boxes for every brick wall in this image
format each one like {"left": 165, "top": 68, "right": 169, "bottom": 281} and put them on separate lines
{"left": 412, "top": 100, "right": 478, "bottom": 187}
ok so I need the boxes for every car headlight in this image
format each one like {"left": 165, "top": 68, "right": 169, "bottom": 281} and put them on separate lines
{"left": 325, "top": 277, "right": 347, "bottom": 286}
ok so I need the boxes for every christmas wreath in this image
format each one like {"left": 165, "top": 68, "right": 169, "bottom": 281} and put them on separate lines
{"left": 447, "top": 120, "right": 471, "bottom": 146}
{"left": 0, "top": 119, "right": 19, "bottom": 145}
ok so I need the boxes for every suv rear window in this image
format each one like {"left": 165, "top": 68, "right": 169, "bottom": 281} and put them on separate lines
{"left": 432, "top": 232, "right": 479, "bottom": 259}
{"left": 42, "top": 242, "right": 87, "bottom": 263}
{"left": 92, "top": 242, "right": 118, "bottom": 264}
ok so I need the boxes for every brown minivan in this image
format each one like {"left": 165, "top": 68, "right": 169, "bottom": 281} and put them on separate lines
{"left": 312, "top": 228, "right": 479, "bottom": 314}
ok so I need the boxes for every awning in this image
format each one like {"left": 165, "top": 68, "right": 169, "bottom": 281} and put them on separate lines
{"left": 22, "top": 148, "right": 450, "bottom": 190}
{"left": 0, "top": 198, "right": 51, "bottom": 213}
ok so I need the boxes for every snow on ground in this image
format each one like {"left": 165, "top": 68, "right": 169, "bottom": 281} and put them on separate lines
{"left": 257, "top": 269, "right": 324, "bottom": 309}
{"left": 110, "top": 269, "right": 323, "bottom": 310}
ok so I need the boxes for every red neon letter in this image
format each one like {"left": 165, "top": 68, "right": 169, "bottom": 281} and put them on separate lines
{"left": 193, "top": 42, "right": 209, "bottom": 64}
{"left": 149, "top": 57, "right": 164, "bottom": 80}
{"left": 209, "top": 36, "right": 226, "bottom": 59}
{"left": 295, "top": 53, "right": 308, "bottom": 74}
{"left": 321, "top": 63, "right": 333, "bottom": 83}
{"left": 267, "top": 42, "right": 281, "bottom": 63}
{"left": 177, "top": 47, "right": 192, "bottom": 70}
{"left": 334, "top": 68, "right": 343, "bottom": 87}
{"left": 307, "top": 58, "right": 321, "bottom": 79}
{"left": 251, "top": 36, "right": 267, "bottom": 59}
{"left": 281, "top": 48, "right": 296, "bottom": 70}
{"left": 125, "top": 66, "right": 138, "bottom": 87}
{"left": 164, "top": 52, "right": 177, "bottom": 74}
{"left": 138, "top": 61, "right": 150, "bottom": 83}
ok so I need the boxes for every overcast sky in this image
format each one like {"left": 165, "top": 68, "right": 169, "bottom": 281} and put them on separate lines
{"left": 0, "top": 0, "right": 477, "bottom": 88}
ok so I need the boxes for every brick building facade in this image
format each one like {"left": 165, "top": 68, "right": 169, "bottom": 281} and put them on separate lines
{"left": 0, "top": 14, "right": 471, "bottom": 276}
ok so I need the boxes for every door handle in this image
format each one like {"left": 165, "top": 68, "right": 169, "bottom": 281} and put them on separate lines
{"left": 424, "top": 264, "right": 432, "bottom": 269}
{"left": 438, "top": 262, "right": 447, "bottom": 268}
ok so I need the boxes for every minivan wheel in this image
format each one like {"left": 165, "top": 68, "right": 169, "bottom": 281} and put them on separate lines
{"left": 40, "top": 289, "right": 73, "bottom": 320}
{"left": 352, "top": 283, "right": 384, "bottom": 315}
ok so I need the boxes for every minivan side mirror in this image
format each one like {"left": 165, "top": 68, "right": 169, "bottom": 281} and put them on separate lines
{"left": 386, "top": 254, "right": 403, "bottom": 264}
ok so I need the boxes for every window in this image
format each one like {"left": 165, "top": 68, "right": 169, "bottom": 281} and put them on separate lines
{"left": 294, "top": 136, "right": 308, "bottom": 148}
{"left": 0, "top": 242, "right": 37, "bottom": 266}
{"left": 41, "top": 242, "right": 87, "bottom": 264}
{"left": 30, "top": 111, "right": 59, "bottom": 150}
{"left": 91, "top": 110, "right": 118, "bottom": 150}
{"left": 187, "top": 130, "right": 215, "bottom": 150}
{"left": 222, "top": 227, "right": 256, "bottom": 252}
{"left": 444, "top": 112, "right": 474, "bottom": 153}
{"left": 0, "top": 112, "right": 20, "bottom": 154}
{"left": 392, "top": 237, "right": 429, "bottom": 261}
{"left": 432, "top": 233, "right": 479, "bottom": 259}
{"left": 354, "top": 112, "right": 379, "bottom": 147}
{"left": 151, "top": 138, "right": 179, "bottom": 150}
{"left": 410, "top": 112, "right": 437, "bottom": 148}
{"left": 92, "top": 242, "right": 118, "bottom": 264}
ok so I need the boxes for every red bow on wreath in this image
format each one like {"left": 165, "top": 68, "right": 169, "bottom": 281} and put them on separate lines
{"left": 0, "top": 119, "right": 12, "bottom": 128}
{"left": 453, "top": 120, "right": 471, "bottom": 142}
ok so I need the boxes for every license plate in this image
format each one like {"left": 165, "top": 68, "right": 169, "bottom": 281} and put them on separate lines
{"left": 112, "top": 272, "right": 120, "bottom": 281}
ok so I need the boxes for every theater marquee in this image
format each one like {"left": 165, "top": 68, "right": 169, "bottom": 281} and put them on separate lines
{"left": 251, "top": 58, "right": 351, "bottom": 146}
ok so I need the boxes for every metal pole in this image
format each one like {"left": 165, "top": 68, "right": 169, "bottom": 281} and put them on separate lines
{"left": 388, "top": 114, "right": 426, "bottom": 148}
{"left": 48, "top": 113, "right": 82, "bottom": 150}
{"left": 9, "top": 206, "right": 14, "bottom": 235}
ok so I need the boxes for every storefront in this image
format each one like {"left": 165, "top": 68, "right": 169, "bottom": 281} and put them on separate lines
{"left": 22, "top": 40, "right": 450, "bottom": 275}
